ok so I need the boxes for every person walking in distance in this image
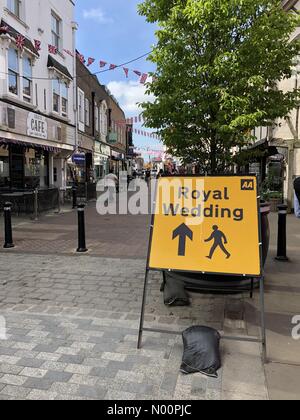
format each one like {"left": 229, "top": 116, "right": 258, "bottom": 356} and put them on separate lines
{"left": 294, "top": 177, "right": 300, "bottom": 218}
{"left": 205, "top": 225, "right": 231, "bottom": 259}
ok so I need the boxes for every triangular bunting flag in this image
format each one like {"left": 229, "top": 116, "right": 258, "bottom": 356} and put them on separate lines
{"left": 100, "top": 61, "right": 107, "bottom": 68}
{"left": 123, "top": 68, "right": 129, "bottom": 78}
{"left": 140, "top": 73, "right": 148, "bottom": 84}
{"left": 87, "top": 57, "right": 95, "bottom": 67}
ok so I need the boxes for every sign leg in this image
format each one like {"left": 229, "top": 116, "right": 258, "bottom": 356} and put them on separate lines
{"left": 137, "top": 269, "right": 150, "bottom": 350}
{"left": 259, "top": 276, "right": 267, "bottom": 363}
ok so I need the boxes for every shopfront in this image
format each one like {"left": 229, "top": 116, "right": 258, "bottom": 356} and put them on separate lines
{"left": 110, "top": 150, "right": 125, "bottom": 177}
{"left": 0, "top": 106, "right": 75, "bottom": 195}
{"left": 67, "top": 133, "right": 94, "bottom": 186}
{"left": 94, "top": 142, "right": 110, "bottom": 181}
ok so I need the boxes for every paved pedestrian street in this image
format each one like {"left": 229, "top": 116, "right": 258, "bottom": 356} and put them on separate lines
{"left": 0, "top": 209, "right": 299, "bottom": 400}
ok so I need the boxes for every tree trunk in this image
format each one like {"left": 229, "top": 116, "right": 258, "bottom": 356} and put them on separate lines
{"left": 210, "top": 139, "right": 217, "bottom": 175}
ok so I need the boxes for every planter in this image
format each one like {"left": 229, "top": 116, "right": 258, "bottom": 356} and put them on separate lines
{"left": 163, "top": 202, "right": 270, "bottom": 292}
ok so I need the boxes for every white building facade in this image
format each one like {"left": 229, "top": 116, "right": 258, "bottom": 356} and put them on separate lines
{"left": 0, "top": 0, "right": 76, "bottom": 194}
{"left": 253, "top": 0, "right": 300, "bottom": 209}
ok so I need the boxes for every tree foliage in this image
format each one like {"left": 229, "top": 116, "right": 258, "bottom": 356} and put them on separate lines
{"left": 138, "top": 0, "right": 300, "bottom": 173}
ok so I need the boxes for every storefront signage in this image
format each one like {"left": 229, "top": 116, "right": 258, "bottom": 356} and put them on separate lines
{"left": 108, "top": 132, "right": 118, "bottom": 144}
{"left": 72, "top": 153, "right": 86, "bottom": 165}
{"left": 148, "top": 176, "right": 262, "bottom": 277}
{"left": 27, "top": 113, "right": 48, "bottom": 139}
{"left": 111, "top": 150, "right": 124, "bottom": 160}
{"left": 100, "top": 144, "right": 111, "bottom": 156}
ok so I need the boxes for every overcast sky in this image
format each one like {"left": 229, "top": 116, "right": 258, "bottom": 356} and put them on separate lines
{"left": 76, "top": 0, "right": 162, "bottom": 157}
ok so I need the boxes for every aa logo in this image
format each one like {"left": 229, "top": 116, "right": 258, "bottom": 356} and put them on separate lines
{"left": 241, "top": 179, "right": 254, "bottom": 191}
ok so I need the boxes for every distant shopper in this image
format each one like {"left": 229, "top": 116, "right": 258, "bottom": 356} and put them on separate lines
{"left": 294, "top": 177, "right": 300, "bottom": 218}
{"left": 106, "top": 170, "right": 118, "bottom": 202}
{"left": 145, "top": 169, "right": 151, "bottom": 186}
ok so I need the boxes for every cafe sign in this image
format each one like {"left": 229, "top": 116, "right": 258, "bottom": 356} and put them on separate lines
{"left": 27, "top": 113, "right": 48, "bottom": 139}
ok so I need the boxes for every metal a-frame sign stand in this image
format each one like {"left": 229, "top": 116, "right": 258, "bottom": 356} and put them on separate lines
{"left": 137, "top": 175, "right": 267, "bottom": 363}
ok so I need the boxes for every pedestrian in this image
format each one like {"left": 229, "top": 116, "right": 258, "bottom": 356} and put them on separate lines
{"left": 106, "top": 170, "right": 118, "bottom": 202}
{"left": 294, "top": 177, "right": 300, "bottom": 218}
{"left": 145, "top": 169, "right": 151, "bottom": 186}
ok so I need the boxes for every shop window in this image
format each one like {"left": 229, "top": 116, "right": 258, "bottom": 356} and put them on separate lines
{"left": 24, "top": 149, "right": 49, "bottom": 189}
{"left": 8, "top": 48, "right": 19, "bottom": 96}
{"left": 51, "top": 12, "right": 62, "bottom": 50}
{"left": 0, "top": 147, "right": 10, "bottom": 189}
{"left": 23, "top": 56, "right": 32, "bottom": 103}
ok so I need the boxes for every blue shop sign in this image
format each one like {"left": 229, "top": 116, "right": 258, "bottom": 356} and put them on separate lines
{"left": 72, "top": 153, "right": 86, "bottom": 165}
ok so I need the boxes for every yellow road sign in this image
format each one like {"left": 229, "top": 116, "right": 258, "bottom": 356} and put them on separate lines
{"left": 148, "top": 176, "right": 262, "bottom": 277}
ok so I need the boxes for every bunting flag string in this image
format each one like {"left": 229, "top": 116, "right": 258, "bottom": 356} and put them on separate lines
{"left": 0, "top": 24, "right": 153, "bottom": 84}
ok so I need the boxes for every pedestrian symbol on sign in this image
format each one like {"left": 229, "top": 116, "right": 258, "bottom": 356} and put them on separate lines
{"left": 205, "top": 225, "right": 231, "bottom": 260}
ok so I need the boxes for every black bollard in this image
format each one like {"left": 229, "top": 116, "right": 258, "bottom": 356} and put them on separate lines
{"left": 72, "top": 185, "right": 77, "bottom": 209}
{"left": 275, "top": 204, "right": 289, "bottom": 261}
{"left": 77, "top": 204, "right": 88, "bottom": 253}
{"left": 3, "top": 202, "right": 14, "bottom": 249}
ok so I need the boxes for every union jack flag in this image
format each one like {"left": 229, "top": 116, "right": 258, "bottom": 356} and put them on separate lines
{"left": 100, "top": 61, "right": 107, "bottom": 68}
{"left": 133, "top": 70, "right": 142, "bottom": 77}
{"left": 34, "top": 39, "right": 41, "bottom": 52}
{"left": 109, "top": 64, "right": 117, "bottom": 70}
{"left": 0, "top": 25, "right": 8, "bottom": 33}
{"left": 48, "top": 44, "right": 58, "bottom": 54}
{"left": 16, "top": 35, "right": 25, "bottom": 51}
{"left": 123, "top": 67, "right": 129, "bottom": 78}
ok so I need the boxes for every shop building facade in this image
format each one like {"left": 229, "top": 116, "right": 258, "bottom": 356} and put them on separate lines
{"left": 107, "top": 93, "right": 127, "bottom": 176}
{"left": 0, "top": 0, "right": 76, "bottom": 195}
{"left": 252, "top": 0, "right": 300, "bottom": 210}
{"left": 76, "top": 58, "right": 128, "bottom": 183}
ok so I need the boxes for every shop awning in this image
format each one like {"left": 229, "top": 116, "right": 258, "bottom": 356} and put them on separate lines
{"left": 47, "top": 56, "right": 73, "bottom": 80}
{"left": 247, "top": 138, "right": 279, "bottom": 157}
{"left": 0, "top": 20, "right": 40, "bottom": 57}
{"left": 0, "top": 137, "right": 60, "bottom": 153}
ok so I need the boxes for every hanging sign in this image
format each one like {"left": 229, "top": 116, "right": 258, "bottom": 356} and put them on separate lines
{"left": 148, "top": 176, "right": 262, "bottom": 277}
{"left": 72, "top": 153, "right": 86, "bottom": 165}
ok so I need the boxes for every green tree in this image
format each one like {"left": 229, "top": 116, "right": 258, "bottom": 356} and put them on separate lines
{"left": 138, "top": 0, "right": 300, "bottom": 173}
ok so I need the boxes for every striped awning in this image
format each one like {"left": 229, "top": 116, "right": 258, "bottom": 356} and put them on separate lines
{"left": 0, "top": 138, "right": 60, "bottom": 153}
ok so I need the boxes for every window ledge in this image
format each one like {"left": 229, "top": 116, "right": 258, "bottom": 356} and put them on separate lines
{"left": 48, "top": 111, "right": 71, "bottom": 123}
{"left": 3, "top": 8, "right": 29, "bottom": 30}
{"left": 2, "top": 94, "right": 36, "bottom": 110}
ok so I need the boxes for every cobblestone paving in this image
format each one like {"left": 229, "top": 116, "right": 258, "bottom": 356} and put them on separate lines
{"left": 0, "top": 206, "right": 149, "bottom": 259}
{"left": 0, "top": 254, "right": 268, "bottom": 400}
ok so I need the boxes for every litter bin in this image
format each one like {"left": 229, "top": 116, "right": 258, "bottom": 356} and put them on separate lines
{"left": 163, "top": 202, "right": 270, "bottom": 291}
